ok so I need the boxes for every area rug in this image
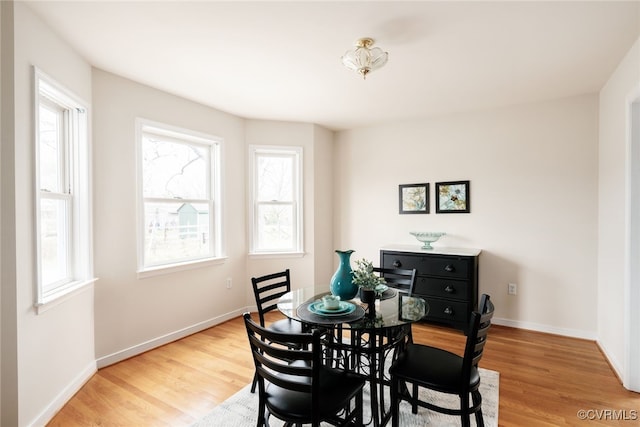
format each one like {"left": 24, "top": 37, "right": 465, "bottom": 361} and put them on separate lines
{"left": 193, "top": 368, "right": 499, "bottom": 427}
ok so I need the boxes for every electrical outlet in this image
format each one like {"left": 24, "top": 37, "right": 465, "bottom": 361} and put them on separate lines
{"left": 508, "top": 283, "right": 517, "bottom": 295}
{"left": 226, "top": 278, "right": 232, "bottom": 289}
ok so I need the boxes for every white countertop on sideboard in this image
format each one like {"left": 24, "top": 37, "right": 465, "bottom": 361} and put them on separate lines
{"left": 380, "top": 244, "right": 482, "bottom": 257}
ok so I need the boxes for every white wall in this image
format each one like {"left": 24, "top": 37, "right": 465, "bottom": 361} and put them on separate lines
{"left": 334, "top": 95, "right": 599, "bottom": 338}
{"left": 311, "top": 125, "right": 335, "bottom": 286}
{"left": 4, "top": 3, "right": 96, "bottom": 426}
{"left": 0, "top": 2, "right": 15, "bottom": 425}
{"left": 92, "top": 75, "right": 335, "bottom": 366}
{"left": 598, "top": 36, "right": 640, "bottom": 381}
{"left": 92, "top": 69, "right": 248, "bottom": 365}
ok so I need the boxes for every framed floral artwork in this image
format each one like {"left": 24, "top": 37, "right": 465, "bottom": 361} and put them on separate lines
{"left": 436, "top": 180, "right": 470, "bottom": 213}
{"left": 399, "top": 183, "right": 429, "bottom": 214}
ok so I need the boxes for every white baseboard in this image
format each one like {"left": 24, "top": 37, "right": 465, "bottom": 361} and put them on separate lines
{"left": 492, "top": 316, "right": 597, "bottom": 341}
{"left": 96, "top": 307, "right": 251, "bottom": 368}
{"left": 596, "top": 339, "right": 624, "bottom": 382}
{"left": 29, "top": 361, "right": 97, "bottom": 427}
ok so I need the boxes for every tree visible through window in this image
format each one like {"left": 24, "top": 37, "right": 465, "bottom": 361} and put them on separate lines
{"left": 250, "top": 146, "right": 303, "bottom": 254}
{"left": 138, "top": 121, "right": 221, "bottom": 270}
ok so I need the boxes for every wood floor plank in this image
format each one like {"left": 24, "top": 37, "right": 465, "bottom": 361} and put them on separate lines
{"left": 47, "top": 313, "right": 639, "bottom": 426}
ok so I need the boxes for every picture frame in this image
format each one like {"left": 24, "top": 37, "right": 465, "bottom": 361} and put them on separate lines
{"left": 399, "top": 183, "right": 429, "bottom": 214}
{"left": 436, "top": 180, "right": 470, "bottom": 213}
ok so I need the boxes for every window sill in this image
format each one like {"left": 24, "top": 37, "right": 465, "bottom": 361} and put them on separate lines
{"left": 35, "top": 278, "right": 97, "bottom": 314}
{"left": 248, "top": 251, "right": 306, "bottom": 259}
{"left": 137, "top": 256, "right": 227, "bottom": 279}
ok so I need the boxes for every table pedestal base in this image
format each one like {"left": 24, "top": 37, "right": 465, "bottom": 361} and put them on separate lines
{"left": 324, "top": 324, "right": 410, "bottom": 427}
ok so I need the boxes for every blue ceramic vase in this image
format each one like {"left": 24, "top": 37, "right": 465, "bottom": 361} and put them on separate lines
{"left": 330, "top": 249, "right": 358, "bottom": 300}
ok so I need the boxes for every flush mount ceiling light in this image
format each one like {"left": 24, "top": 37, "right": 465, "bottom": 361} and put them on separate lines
{"left": 341, "top": 37, "right": 388, "bottom": 79}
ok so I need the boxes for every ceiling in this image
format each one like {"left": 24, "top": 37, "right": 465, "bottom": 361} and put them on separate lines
{"left": 25, "top": 1, "right": 640, "bottom": 131}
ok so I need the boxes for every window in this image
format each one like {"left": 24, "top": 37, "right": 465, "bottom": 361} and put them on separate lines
{"left": 34, "top": 68, "right": 93, "bottom": 305}
{"left": 249, "top": 145, "right": 303, "bottom": 254}
{"left": 137, "top": 120, "right": 222, "bottom": 273}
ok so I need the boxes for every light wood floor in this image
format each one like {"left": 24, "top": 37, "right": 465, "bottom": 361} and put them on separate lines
{"left": 48, "top": 312, "right": 639, "bottom": 426}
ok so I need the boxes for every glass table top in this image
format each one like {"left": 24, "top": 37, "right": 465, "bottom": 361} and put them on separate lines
{"left": 277, "top": 286, "right": 427, "bottom": 330}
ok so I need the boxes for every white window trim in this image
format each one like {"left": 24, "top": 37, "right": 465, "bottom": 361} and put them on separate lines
{"left": 33, "top": 67, "right": 95, "bottom": 309}
{"left": 248, "top": 145, "right": 304, "bottom": 256}
{"left": 135, "top": 118, "right": 224, "bottom": 275}
{"left": 36, "top": 278, "right": 98, "bottom": 314}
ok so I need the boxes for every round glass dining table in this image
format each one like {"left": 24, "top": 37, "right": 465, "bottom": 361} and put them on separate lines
{"left": 277, "top": 286, "right": 427, "bottom": 427}
{"left": 277, "top": 286, "right": 426, "bottom": 328}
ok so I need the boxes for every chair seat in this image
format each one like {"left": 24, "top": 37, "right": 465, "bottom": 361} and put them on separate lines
{"left": 390, "top": 343, "right": 480, "bottom": 394}
{"left": 267, "top": 318, "right": 303, "bottom": 334}
{"left": 265, "top": 366, "right": 365, "bottom": 421}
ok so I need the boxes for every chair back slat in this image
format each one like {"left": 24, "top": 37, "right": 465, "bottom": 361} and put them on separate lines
{"left": 253, "top": 350, "right": 313, "bottom": 393}
{"left": 460, "top": 294, "right": 494, "bottom": 389}
{"left": 249, "top": 334, "right": 313, "bottom": 363}
{"left": 251, "top": 270, "right": 292, "bottom": 326}
{"left": 373, "top": 267, "right": 417, "bottom": 293}
{"left": 256, "top": 365, "right": 312, "bottom": 393}
{"left": 258, "top": 281, "right": 290, "bottom": 298}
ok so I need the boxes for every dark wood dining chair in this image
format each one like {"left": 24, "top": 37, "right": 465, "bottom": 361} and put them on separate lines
{"left": 250, "top": 269, "right": 305, "bottom": 392}
{"left": 373, "top": 267, "right": 418, "bottom": 344}
{"left": 251, "top": 269, "right": 303, "bottom": 333}
{"left": 372, "top": 267, "right": 417, "bottom": 293}
{"left": 251, "top": 269, "right": 302, "bottom": 393}
{"left": 243, "top": 313, "right": 366, "bottom": 427}
{"left": 389, "top": 294, "right": 495, "bottom": 427}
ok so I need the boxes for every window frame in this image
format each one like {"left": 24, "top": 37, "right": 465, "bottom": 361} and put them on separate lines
{"left": 34, "top": 67, "right": 95, "bottom": 308}
{"left": 248, "top": 145, "right": 304, "bottom": 256}
{"left": 136, "top": 119, "right": 224, "bottom": 276}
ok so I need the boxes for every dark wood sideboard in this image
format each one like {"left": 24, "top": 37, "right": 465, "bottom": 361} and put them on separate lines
{"left": 380, "top": 245, "right": 481, "bottom": 333}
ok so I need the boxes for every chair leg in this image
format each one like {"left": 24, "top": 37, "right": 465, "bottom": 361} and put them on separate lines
{"left": 472, "top": 390, "right": 485, "bottom": 427}
{"left": 460, "top": 393, "right": 471, "bottom": 427}
{"left": 411, "top": 383, "right": 419, "bottom": 414}
{"left": 251, "top": 372, "right": 257, "bottom": 393}
{"left": 256, "top": 400, "right": 265, "bottom": 427}
{"left": 355, "top": 388, "right": 363, "bottom": 426}
{"left": 390, "top": 377, "right": 400, "bottom": 427}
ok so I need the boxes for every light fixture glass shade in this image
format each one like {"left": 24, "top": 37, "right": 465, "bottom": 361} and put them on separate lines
{"left": 341, "top": 38, "right": 388, "bottom": 79}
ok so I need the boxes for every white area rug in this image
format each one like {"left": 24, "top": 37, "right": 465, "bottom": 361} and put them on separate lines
{"left": 193, "top": 368, "right": 499, "bottom": 427}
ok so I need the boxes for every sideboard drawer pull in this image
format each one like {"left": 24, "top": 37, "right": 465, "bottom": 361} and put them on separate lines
{"left": 444, "top": 285, "right": 455, "bottom": 293}
{"left": 444, "top": 306, "right": 455, "bottom": 316}
{"left": 393, "top": 260, "right": 402, "bottom": 268}
{"left": 444, "top": 264, "right": 455, "bottom": 273}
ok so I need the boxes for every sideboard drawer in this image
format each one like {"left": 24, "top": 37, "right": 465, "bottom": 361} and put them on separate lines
{"left": 413, "top": 277, "right": 469, "bottom": 301}
{"left": 424, "top": 298, "right": 469, "bottom": 323}
{"left": 422, "top": 257, "right": 470, "bottom": 279}
{"left": 381, "top": 253, "right": 423, "bottom": 271}
{"left": 381, "top": 252, "right": 470, "bottom": 279}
